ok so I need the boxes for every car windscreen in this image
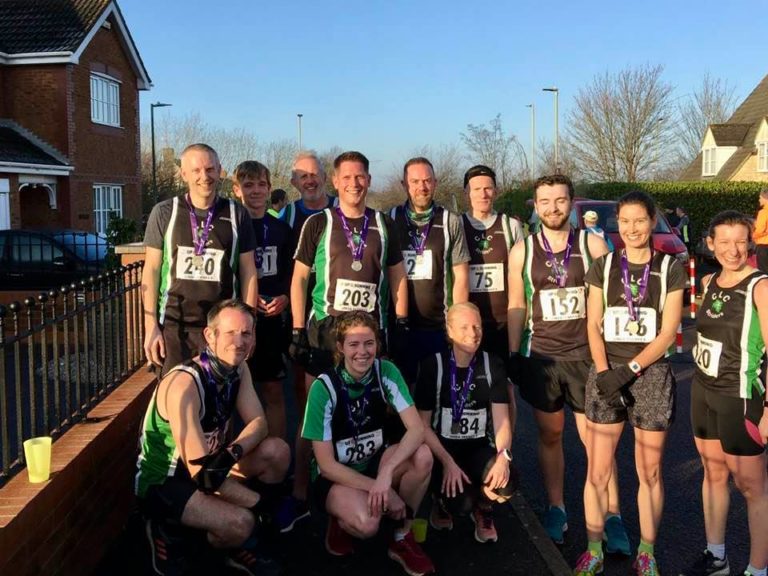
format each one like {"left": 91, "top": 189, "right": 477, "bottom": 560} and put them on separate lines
{"left": 51, "top": 232, "right": 108, "bottom": 263}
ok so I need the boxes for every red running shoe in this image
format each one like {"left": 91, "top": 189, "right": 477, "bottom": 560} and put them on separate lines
{"left": 387, "top": 531, "right": 435, "bottom": 576}
{"left": 325, "top": 516, "right": 355, "bottom": 557}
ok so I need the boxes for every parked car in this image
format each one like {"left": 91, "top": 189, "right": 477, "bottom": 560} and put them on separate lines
{"left": 0, "top": 229, "right": 108, "bottom": 291}
{"left": 528, "top": 199, "right": 690, "bottom": 266}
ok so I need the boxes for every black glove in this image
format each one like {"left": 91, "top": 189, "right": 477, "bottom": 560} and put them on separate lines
{"left": 289, "top": 328, "right": 311, "bottom": 367}
{"left": 391, "top": 317, "right": 410, "bottom": 364}
{"left": 190, "top": 444, "right": 240, "bottom": 494}
{"left": 595, "top": 364, "right": 636, "bottom": 398}
{"left": 507, "top": 352, "right": 523, "bottom": 386}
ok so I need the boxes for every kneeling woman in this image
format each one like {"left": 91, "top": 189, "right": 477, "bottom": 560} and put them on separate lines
{"left": 301, "top": 311, "right": 435, "bottom": 576}
{"left": 414, "top": 302, "right": 514, "bottom": 544}
{"left": 682, "top": 211, "right": 767, "bottom": 576}
{"left": 575, "top": 191, "right": 685, "bottom": 576}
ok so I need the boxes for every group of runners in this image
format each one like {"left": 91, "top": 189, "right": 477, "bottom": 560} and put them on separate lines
{"left": 134, "top": 143, "right": 768, "bottom": 576}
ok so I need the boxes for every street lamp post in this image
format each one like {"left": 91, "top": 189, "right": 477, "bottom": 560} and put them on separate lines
{"left": 526, "top": 104, "right": 536, "bottom": 179}
{"left": 542, "top": 87, "right": 559, "bottom": 171}
{"left": 297, "top": 113, "right": 303, "bottom": 150}
{"left": 150, "top": 101, "right": 172, "bottom": 204}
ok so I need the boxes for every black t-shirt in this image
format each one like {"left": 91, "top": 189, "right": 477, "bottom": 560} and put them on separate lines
{"left": 414, "top": 350, "right": 509, "bottom": 450}
{"left": 249, "top": 213, "right": 295, "bottom": 298}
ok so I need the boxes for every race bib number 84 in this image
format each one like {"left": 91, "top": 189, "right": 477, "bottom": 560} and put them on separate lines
{"left": 439, "top": 408, "right": 487, "bottom": 440}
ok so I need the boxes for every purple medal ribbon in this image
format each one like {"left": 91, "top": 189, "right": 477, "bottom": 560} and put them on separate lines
{"left": 449, "top": 351, "right": 476, "bottom": 424}
{"left": 336, "top": 207, "right": 371, "bottom": 267}
{"left": 620, "top": 249, "right": 653, "bottom": 321}
{"left": 540, "top": 229, "right": 574, "bottom": 288}
{"left": 186, "top": 194, "right": 216, "bottom": 256}
{"left": 338, "top": 368, "right": 374, "bottom": 444}
{"left": 199, "top": 349, "right": 234, "bottom": 427}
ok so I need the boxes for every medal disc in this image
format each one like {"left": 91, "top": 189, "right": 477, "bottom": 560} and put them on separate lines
{"left": 415, "top": 254, "right": 424, "bottom": 265}
{"left": 450, "top": 421, "right": 461, "bottom": 435}
{"left": 351, "top": 260, "right": 363, "bottom": 272}
{"left": 627, "top": 320, "right": 640, "bottom": 335}
{"left": 192, "top": 254, "right": 204, "bottom": 269}
{"left": 557, "top": 287, "right": 567, "bottom": 299}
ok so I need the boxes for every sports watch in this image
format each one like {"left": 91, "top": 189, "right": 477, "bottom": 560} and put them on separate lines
{"left": 498, "top": 448, "right": 512, "bottom": 462}
{"left": 628, "top": 360, "right": 642, "bottom": 375}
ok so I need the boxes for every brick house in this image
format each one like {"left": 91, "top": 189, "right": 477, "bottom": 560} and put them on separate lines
{"left": 680, "top": 73, "right": 768, "bottom": 182}
{"left": 0, "top": 0, "right": 151, "bottom": 233}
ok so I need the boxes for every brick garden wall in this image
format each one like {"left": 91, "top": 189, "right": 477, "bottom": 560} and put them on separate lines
{"left": 0, "top": 369, "right": 156, "bottom": 576}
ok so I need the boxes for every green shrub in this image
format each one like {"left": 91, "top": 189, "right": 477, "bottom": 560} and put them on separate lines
{"left": 496, "top": 181, "right": 765, "bottom": 240}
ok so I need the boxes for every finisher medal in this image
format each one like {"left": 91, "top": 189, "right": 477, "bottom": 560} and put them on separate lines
{"left": 626, "top": 320, "right": 640, "bottom": 335}
{"left": 192, "top": 254, "right": 204, "bottom": 269}
{"left": 415, "top": 254, "right": 424, "bottom": 265}
{"left": 351, "top": 260, "right": 363, "bottom": 272}
{"left": 557, "top": 287, "right": 567, "bottom": 299}
{"left": 451, "top": 421, "right": 461, "bottom": 435}
{"left": 619, "top": 249, "right": 652, "bottom": 337}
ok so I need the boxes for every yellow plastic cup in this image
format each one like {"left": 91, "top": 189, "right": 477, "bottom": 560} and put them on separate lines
{"left": 23, "top": 436, "right": 52, "bottom": 483}
{"left": 411, "top": 518, "right": 428, "bottom": 543}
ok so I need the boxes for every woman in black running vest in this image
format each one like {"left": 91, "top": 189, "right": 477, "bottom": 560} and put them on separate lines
{"left": 682, "top": 211, "right": 768, "bottom": 576}
{"left": 575, "top": 191, "right": 686, "bottom": 576}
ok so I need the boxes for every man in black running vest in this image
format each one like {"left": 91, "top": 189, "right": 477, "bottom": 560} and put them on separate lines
{"left": 142, "top": 143, "right": 259, "bottom": 376}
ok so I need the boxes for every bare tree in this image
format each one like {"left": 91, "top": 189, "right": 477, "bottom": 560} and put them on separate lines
{"left": 537, "top": 138, "right": 581, "bottom": 181}
{"left": 675, "top": 73, "right": 737, "bottom": 163}
{"left": 568, "top": 64, "right": 675, "bottom": 182}
{"left": 461, "top": 114, "right": 528, "bottom": 188}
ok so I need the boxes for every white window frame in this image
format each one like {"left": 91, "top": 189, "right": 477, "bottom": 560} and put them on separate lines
{"left": 93, "top": 184, "right": 123, "bottom": 235}
{"left": 758, "top": 141, "right": 768, "bottom": 173}
{"left": 90, "top": 73, "right": 121, "bottom": 127}
{"left": 702, "top": 147, "right": 717, "bottom": 176}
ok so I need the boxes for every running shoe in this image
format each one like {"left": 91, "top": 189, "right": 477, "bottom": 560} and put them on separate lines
{"left": 276, "top": 495, "right": 310, "bottom": 533}
{"left": 573, "top": 550, "right": 604, "bottom": 576}
{"left": 603, "top": 515, "right": 631, "bottom": 556}
{"left": 325, "top": 516, "right": 354, "bottom": 557}
{"left": 471, "top": 505, "right": 498, "bottom": 543}
{"left": 678, "top": 550, "right": 729, "bottom": 576}
{"left": 225, "top": 547, "right": 281, "bottom": 576}
{"left": 387, "top": 531, "right": 435, "bottom": 576}
{"left": 145, "top": 518, "right": 188, "bottom": 576}
{"left": 428, "top": 495, "right": 453, "bottom": 531}
{"left": 634, "top": 551, "right": 660, "bottom": 576}
{"left": 543, "top": 505, "right": 568, "bottom": 544}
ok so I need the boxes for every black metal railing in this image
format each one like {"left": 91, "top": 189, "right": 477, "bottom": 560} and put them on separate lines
{"left": 0, "top": 262, "right": 145, "bottom": 486}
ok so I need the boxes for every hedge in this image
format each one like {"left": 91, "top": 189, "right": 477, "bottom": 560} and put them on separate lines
{"left": 495, "top": 181, "right": 766, "bottom": 240}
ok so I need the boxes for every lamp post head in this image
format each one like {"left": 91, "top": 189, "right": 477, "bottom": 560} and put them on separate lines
{"left": 542, "top": 87, "right": 558, "bottom": 93}
{"left": 151, "top": 102, "right": 172, "bottom": 109}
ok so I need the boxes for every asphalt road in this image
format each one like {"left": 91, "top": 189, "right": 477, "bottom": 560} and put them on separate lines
{"left": 513, "top": 310, "right": 753, "bottom": 576}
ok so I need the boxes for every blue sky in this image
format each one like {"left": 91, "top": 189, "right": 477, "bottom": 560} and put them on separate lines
{"left": 119, "top": 0, "right": 767, "bottom": 179}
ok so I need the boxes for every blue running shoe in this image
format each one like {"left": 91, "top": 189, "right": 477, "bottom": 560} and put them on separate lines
{"left": 604, "top": 515, "right": 631, "bottom": 556}
{"left": 543, "top": 506, "right": 568, "bottom": 544}
{"left": 276, "top": 495, "right": 310, "bottom": 533}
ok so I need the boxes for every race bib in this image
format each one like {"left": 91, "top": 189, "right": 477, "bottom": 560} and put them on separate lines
{"left": 540, "top": 287, "right": 586, "bottom": 321}
{"left": 256, "top": 246, "right": 277, "bottom": 278}
{"left": 469, "top": 263, "right": 504, "bottom": 293}
{"left": 402, "top": 250, "right": 433, "bottom": 280}
{"left": 335, "top": 429, "right": 383, "bottom": 465}
{"left": 334, "top": 279, "right": 377, "bottom": 312}
{"left": 176, "top": 246, "right": 224, "bottom": 282}
{"left": 694, "top": 333, "right": 723, "bottom": 378}
{"left": 603, "top": 307, "right": 656, "bottom": 343}
{"left": 439, "top": 408, "right": 487, "bottom": 440}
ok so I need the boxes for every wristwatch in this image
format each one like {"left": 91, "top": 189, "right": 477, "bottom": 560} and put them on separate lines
{"left": 497, "top": 448, "right": 512, "bottom": 462}
{"left": 628, "top": 360, "right": 643, "bottom": 375}
{"left": 228, "top": 443, "right": 243, "bottom": 461}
